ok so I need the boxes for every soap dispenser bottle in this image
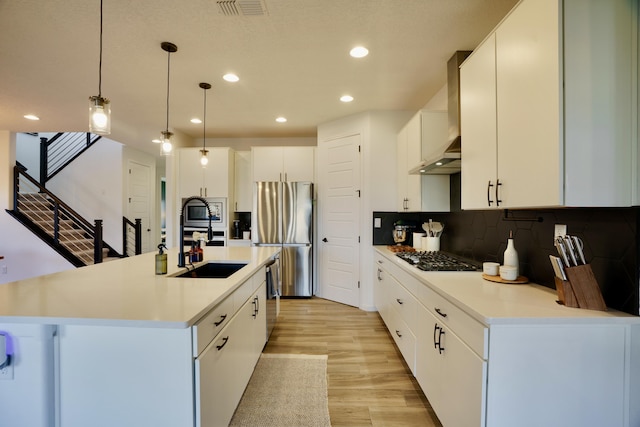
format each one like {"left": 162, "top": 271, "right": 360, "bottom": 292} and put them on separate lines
{"left": 156, "top": 244, "right": 168, "bottom": 275}
{"left": 503, "top": 230, "right": 519, "bottom": 276}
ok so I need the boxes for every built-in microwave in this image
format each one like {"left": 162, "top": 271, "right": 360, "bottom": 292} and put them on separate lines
{"left": 182, "top": 197, "right": 226, "bottom": 228}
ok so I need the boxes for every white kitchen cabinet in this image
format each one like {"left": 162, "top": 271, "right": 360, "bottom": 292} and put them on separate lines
{"left": 252, "top": 146, "right": 315, "bottom": 182}
{"left": 461, "top": 0, "right": 635, "bottom": 209}
{"left": 57, "top": 267, "right": 267, "bottom": 427}
{"left": 178, "top": 147, "right": 235, "bottom": 201}
{"left": 374, "top": 247, "right": 636, "bottom": 427}
{"left": 397, "top": 111, "right": 450, "bottom": 212}
{"left": 234, "top": 151, "right": 252, "bottom": 212}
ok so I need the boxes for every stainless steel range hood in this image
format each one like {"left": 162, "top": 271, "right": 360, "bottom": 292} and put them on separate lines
{"left": 410, "top": 50, "right": 471, "bottom": 175}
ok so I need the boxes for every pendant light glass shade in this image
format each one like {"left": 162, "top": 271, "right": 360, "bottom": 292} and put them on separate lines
{"left": 89, "top": 96, "right": 110, "bottom": 135}
{"left": 199, "top": 82, "right": 211, "bottom": 168}
{"left": 89, "top": 0, "right": 111, "bottom": 135}
{"left": 160, "top": 130, "right": 173, "bottom": 155}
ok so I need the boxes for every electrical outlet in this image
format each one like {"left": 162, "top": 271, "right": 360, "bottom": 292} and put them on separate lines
{"left": 0, "top": 363, "right": 14, "bottom": 380}
{"left": 1, "top": 265, "right": 6, "bottom": 274}
{"left": 554, "top": 224, "right": 567, "bottom": 242}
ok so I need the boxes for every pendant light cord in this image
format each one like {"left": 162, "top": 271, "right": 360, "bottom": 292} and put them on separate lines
{"left": 98, "top": 0, "right": 103, "bottom": 97}
{"left": 202, "top": 88, "right": 207, "bottom": 149}
{"left": 165, "top": 50, "right": 171, "bottom": 133}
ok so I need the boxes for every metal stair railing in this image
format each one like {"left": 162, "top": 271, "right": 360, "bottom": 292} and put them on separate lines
{"left": 13, "top": 164, "right": 106, "bottom": 265}
{"left": 123, "top": 217, "right": 142, "bottom": 257}
{"left": 40, "top": 132, "right": 102, "bottom": 185}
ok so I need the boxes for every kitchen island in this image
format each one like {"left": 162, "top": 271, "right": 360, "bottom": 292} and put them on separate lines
{"left": 374, "top": 246, "right": 640, "bottom": 427}
{"left": 0, "top": 246, "right": 279, "bottom": 427}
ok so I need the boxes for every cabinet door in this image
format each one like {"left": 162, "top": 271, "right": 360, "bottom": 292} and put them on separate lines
{"left": 252, "top": 147, "right": 284, "bottom": 181}
{"left": 405, "top": 114, "right": 422, "bottom": 211}
{"left": 460, "top": 33, "right": 499, "bottom": 210}
{"left": 283, "top": 147, "right": 315, "bottom": 182}
{"left": 202, "top": 147, "right": 233, "bottom": 198}
{"left": 178, "top": 148, "right": 205, "bottom": 198}
{"left": 396, "top": 126, "right": 409, "bottom": 211}
{"left": 495, "top": 0, "right": 562, "bottom": 208}
{"left": 234, "top": 151, "right": 252, "bottom": 211}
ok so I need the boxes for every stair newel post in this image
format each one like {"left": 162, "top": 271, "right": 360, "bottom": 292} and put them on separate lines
{"left": 39, "top": 137, "right": 48, "bottom": 187}
{"left": 13, "top": 166, "right": 20, "bottom": 213}
{"left": 134, "top": 219, "right": 142, "bottom": 255}
{"left": 53, "top": 203, "right": 60, "bottom": 244}
{"left": 94, "top": 219, "right": 103, "bottom": 264}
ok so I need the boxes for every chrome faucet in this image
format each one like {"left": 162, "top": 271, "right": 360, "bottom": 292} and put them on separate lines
{"left": 178, "top": 196, "right": 214, "bottom": 267}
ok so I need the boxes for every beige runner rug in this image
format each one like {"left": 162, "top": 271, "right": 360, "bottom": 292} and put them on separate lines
{"left": 229, "top": 354, "right": 331, "bottom": 427}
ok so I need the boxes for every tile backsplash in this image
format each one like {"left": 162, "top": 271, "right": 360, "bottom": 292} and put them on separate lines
{"left": 373, "top": 207, "right": 639, "bottom": 315}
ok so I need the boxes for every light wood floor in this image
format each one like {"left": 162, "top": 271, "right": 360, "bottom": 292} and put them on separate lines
{"left": 263, "top": 297, "right": 443, "bottom": 427}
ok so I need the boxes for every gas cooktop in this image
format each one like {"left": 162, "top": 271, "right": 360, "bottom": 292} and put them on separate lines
{"left": 395, "top": 251, "right": 481, "bottom": 272}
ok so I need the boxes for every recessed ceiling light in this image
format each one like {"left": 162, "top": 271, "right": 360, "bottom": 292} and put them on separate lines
{"left": 275, "top": 117, "right": 287, "bottom": 123}
{"left": 340, "top": 95, "right": 354, "bottom": 103}
{"left": 350, "top": 46, "right": 369, "bottom": 58}
{"left": 223, "top": 73, "right": 239, "bottom": 82}
{"left": 191, "top": 118, "right": 202, "bottom": 124}
{"left": 24, "top": 114, "right": 40, "bottom": 121}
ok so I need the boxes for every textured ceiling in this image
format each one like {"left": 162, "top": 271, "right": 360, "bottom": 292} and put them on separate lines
{"left": 0, "top": 0, "right": 518, "bottom": 155}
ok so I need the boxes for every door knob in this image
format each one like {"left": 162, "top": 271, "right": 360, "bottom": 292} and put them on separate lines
{"left": 322, "top": 238, "right": 328, "bottom": 242}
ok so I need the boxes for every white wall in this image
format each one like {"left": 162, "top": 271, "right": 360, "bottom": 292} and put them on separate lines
{"left": 197, "top": 136, "right": 317, "bottom": 151}
{"left": 0, "top": 131, "right": 74, "bottom": 284}
{"left": 47, "top": 137, "right": 124, "bottom": 250}
{"left": 317, "top": 111, "right": 412, "bottom": 311}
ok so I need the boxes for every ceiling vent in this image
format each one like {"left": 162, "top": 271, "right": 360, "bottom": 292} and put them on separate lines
{"left": 216, "top": 0, "right": 268, "bottom": 16}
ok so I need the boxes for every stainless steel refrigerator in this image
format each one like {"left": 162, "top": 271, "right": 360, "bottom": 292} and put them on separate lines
{"left": 252, "top": 181, "right": 313, "bottom": 297}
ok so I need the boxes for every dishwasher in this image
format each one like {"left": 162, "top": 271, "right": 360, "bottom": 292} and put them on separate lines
{"left": 265, "top": 254, "right": 280, "bottom": 341}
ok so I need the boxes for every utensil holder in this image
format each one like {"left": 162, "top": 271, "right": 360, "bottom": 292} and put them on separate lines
{"left": 555, "top": 264, "right": 606, "bottom": 311}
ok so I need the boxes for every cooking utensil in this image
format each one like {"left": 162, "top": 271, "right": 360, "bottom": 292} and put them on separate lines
{"left": 431, "top": 222, "right": 444, "bottom": 237}
{"left": 554, "top": 237, "right": 571, "bottom": 267}
{"left": 549, "top": 255, "right": 567, "bottom": 281}
{"left": 571, "top": 235, "right": 586, "bottom": 264}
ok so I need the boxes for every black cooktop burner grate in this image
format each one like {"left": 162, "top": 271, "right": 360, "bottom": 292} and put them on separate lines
{"left": 395, "top": 251, "right": 481, "bottom": 272}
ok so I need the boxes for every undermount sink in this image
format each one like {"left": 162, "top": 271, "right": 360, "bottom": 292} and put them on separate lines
{"left": 171, "top": 261, "right": 248, "bottom": 279}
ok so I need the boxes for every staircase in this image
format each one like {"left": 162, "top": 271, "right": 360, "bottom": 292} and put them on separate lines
{"left": 8, "top": 164, "right": 125, "bottom": 267}
{"left": 18, "top": 193, "right": 113, "bottom": 265}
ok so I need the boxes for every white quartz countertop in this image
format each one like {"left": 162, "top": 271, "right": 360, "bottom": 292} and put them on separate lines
{"left": 375, "top": 247, "right": 640, "bottom": 325}
{"left": 0, "top": 246, "right": 279, "bottom": 328}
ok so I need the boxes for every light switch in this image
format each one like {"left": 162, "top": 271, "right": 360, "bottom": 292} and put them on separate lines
{"left": 374, "top": 218, "right": 382, "bottom": 228}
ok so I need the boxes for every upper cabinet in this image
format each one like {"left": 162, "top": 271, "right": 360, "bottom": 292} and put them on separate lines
{"left": 234, "top": 151, "right": 252, "bottom": 212}
{"left": 252, "top": 147, "right": 315, "bottom": 182}
{"left": 461, "top": 0, "right": 636, "bottom": 209}
{"left": 397, "top": 110, "right": 450, "bottom": 212}
{"left": 178, "top": 147, "right": 235, "bottom": 203}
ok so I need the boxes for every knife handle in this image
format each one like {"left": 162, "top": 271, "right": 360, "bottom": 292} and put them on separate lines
{"left": 571, "top": 235, "right": 586, "bottom": 264}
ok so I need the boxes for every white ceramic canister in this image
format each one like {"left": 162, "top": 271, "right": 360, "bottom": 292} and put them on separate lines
{"left": 503, "top": 231, "right": 519, "bottom": 276}
{"left": 413, "top": 232, "right": 426, "bottom": 249}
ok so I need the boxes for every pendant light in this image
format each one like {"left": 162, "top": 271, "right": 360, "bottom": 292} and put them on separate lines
{"left": 160, "top": 41, "right": 177, "bottom": 156}
{"left": 89, "top": 0, "right": 111, "bottom": 135}
{"left": 199, "top": 82, "right": 211, "bottom": 167}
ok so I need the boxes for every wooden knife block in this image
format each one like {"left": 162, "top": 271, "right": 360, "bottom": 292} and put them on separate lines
{"left": 554, "top": 264, "right": 606, "bottom": 311}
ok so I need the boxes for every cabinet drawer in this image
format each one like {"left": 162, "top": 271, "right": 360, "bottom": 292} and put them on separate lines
{"left": 386, "top": 309, "right": 416, "bottom": 374}
{"left": 192, "top": 296, "right": 234, "bottom": 356}
{"left": 388, "top": 278, "right": 417, "bottom": 329}
{"left": 417, "top": 284, "right": 487, "bottom": 359}
{"left": 233, "top": 278, "right": 254, "bottom": 311}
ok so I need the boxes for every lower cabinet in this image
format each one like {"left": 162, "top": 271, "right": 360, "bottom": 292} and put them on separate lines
{"left": 374, "top": 249, "right": 634, "bottom": 427}
{"left": 195, "top": 281, "right": 266, "bottom": 427}
{"left": 57, "top": 270, "right": 267, "bottom": 427}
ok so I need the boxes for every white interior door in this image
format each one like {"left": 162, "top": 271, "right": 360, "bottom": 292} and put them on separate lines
{"left": 128, "top": 160, "right": 151, "bottom": 253}
{"left": 318, "top": 134, "right": 361, "bottom": 307}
